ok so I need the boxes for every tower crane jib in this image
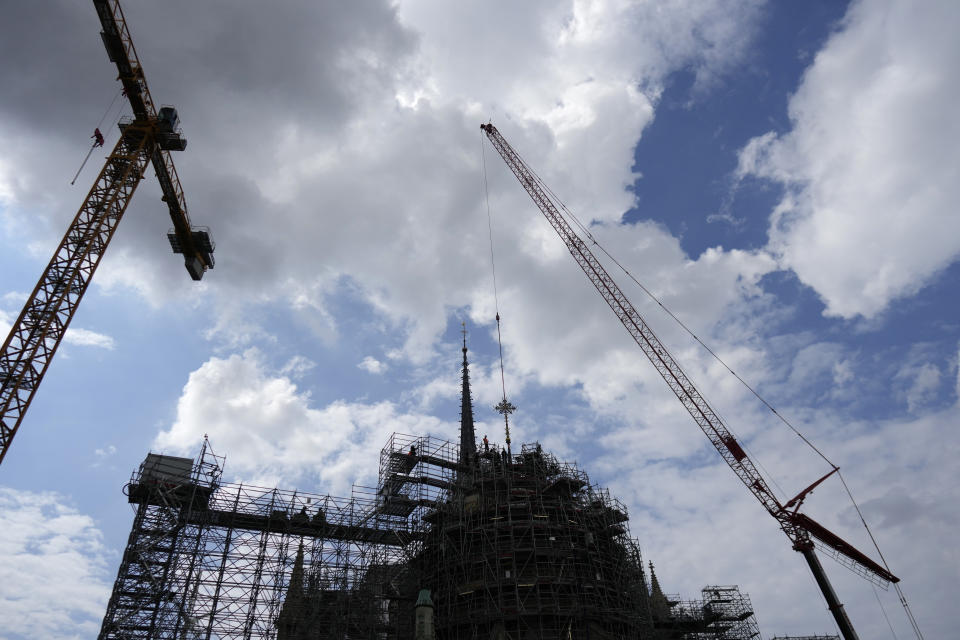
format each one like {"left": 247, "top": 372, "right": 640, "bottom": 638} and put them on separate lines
{"left": 0, "top": 0, "right": 215, "bottom": 465}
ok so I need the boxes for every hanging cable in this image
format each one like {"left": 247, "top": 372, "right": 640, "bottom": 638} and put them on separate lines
{"left": 598, "top": 236, "right": 838, "bottom": 466}
{"left": 481, "top": 129, "right": 516, "bottom": 457}
{"left": 503, "top": 137, "right": 836, "bottom": 468}
{"left": 838, "top": 471, "right": 924, "bottom": 639}
{"left": 96, "top": 88, "right": 123, "bottom": 130}
{"left": 495, "top": 132, "right": 834, "bottom": 495}
{"left": 70, "top": 143, "right": 100, "bottom": 186}
{"left": 481, "top": 130, "right": 501, "bottom": 322}
{"left": 872, "top": 583, "right": 900, "bottom": 640}
{"left": 71, "top": 89, "right": 127, "bottom": 185}
{"left": 482, "top": 121, "right": 923, "bottom": 638}
{"left": 106, "top": 94, "right": 128, "bottom": 134}
{"left": 539, "top": 151, "right": 925, "bottom": 636}
{"left": 893, "top": 583, "right": 924, "bottom": 640}
{"left": 709, "top": 390, "right": 789, "bottom": 500}
{"left": 519, "top": 143, "right": 839, "bottom": 469}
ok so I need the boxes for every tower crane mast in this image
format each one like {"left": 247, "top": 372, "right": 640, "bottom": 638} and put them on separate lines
{"left": 0, "top": 0, "right": 214, "bottom": 465}
{"left": 481, "top": 122, "right": 896, "bottom": 640}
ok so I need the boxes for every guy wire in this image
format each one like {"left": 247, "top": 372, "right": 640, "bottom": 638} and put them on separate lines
{"left": 481, "top": 130, "right": 514, "bottom": 450}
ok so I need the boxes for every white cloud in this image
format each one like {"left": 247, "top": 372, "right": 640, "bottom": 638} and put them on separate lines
{"left": 92, "top": 445, "right": 117, "bottom": 468}
{"left": 358, "top": 355, "right": 387, "bottom": 374}
{"left": 5, "top": 1, "right": 953, "bottom": 636}
{"left": 64, "top": 327, "right": 115, "bottom": 350}
{"left": 600, "top": 397, "right": 960, "bottom": 639}
{"left": 896, "top": 361, "right": 941, "bottom": 413}
{"left": 473, "top": 220, "right": 777, "bottom": 406}
{"left": 0, "top": 293, "right": 24, "bottom": 336}
{"left": 155, "top": 349, "right": 456, "bottom": 493}
{"left": 2, "top": 0, "right": 768, "bottom": 366}
{"left": 737, "top": 0, "right": 960, "bottom": 319}
{"left": 93, "top": 445, "right": 116, "bottom": 458}
{"left": 0, "top": 487, "right": 113, "bottom": 640}
{"left": 0, "top": 308, "right": 11, "bottom": 336}
{"left": 956, "top": 343, "right": 960, "bottom": 401}
{"left": 833, "top": 359, "right": 854, "bottom": 386}
{"left": 0, "top": 300, "right": 113, "bottom": 351}
{"left": 0, "top": 153, "right": 14, "bottom": 205}
{"left": 2, "top": 291, "right": 28, "bottom": 305}
{"left": 281, "top": 354, "right": 316, "bottom": 379}
{"left": 150, "top": 338, "right": 959, "bottom": 638}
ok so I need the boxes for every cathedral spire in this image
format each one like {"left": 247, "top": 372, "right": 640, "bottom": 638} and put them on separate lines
{"left": 648, "top": 561, "right": 672, "bottom": 621}
{"left": 459, "top": 323, "right": 477, "bottom": 465}
{"left": 649, "top": 561, "right": 663, "bottom": 597}
{"left": 276, "top": 541, "right": 306, "bottom": 639}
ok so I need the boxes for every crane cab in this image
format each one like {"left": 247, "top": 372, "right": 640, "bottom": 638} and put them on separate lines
{"left": 158, "top": 106, "right": 179, "bottom": 131}
{"left": 155, "top": 106, "right": 187, "bottom": 151}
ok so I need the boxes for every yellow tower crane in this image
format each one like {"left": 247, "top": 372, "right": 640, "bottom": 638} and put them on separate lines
{"left": 0, "top": 0, "right": 214, "bottom": 465}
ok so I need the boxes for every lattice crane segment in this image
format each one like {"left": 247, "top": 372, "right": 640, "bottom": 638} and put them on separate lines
{"left": 0, "top": 0, "right": 214, "bottom": 465}
{"left": 480, "top": 122, "right": 896, "bottom": 640}
{"left": 94, "top": 0, "right": 214, "bottom": 278}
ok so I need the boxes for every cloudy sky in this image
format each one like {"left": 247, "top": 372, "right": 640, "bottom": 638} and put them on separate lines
{"left": 1, "top": 0, "right": 957, "bottom": 638}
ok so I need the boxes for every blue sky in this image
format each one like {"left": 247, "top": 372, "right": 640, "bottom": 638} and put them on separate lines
{"left": 1, "top": 1, "right": 958, "bottom": 638}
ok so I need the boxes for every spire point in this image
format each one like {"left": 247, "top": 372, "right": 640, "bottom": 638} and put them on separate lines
{"left": 647, "top": 560, "right": 671, "bottom": 619}
{"left": 459, "top": 323, "right": 477, "bottom": 465}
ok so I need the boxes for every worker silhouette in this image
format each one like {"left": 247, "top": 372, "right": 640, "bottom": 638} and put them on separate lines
{"left": 483, "top": 435, "right": 489, "bottom": 452}
{"left": 91, "top": 128, "right": 104, "bottom": 147}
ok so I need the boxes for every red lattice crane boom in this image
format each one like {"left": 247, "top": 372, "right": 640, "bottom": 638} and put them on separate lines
{"left": 481, "top": 122, "right": 896, "bottom": 640}
{"left": 0, "top": 0, "right": 215, "bottom": 465}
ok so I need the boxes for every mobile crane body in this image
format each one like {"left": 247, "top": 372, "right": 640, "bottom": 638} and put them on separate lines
{"left": 481, "top": 122, "right": 896, "bottom": 640}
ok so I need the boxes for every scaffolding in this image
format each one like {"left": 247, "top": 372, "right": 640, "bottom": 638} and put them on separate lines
{"left": 98, "top": 441, "right": 415, "bottom": 640}
{"left": 409, "top": 439, "right": 652, "bottom": 638}
{"left": 101, "top": 433, "right": 839, "bottom": 639}
{"left": 663, "top": 586, "right": 761, "bottom": 639}
{"left": 96, "top": 335, "right": 864, "bottom": 640}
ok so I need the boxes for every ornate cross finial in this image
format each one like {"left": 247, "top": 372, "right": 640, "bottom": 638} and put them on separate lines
{"left": 494, "top": 399, "right": 516, "bottom": 417}
{"left": 495, "top": 397, "right": 516, "bottom": 449}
